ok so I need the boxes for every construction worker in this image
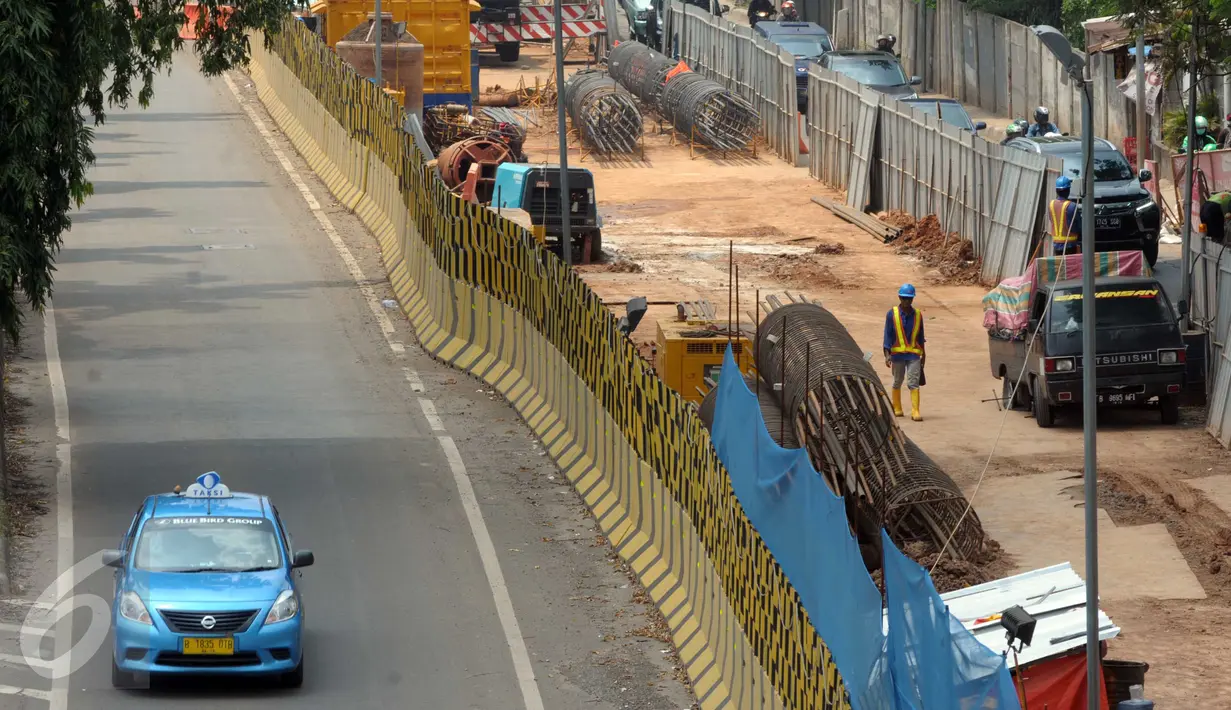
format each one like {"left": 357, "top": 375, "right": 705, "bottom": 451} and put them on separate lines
{"left": 1027, "top": 106, "right": 1059, "bottom": 137}
{"left": 1181, "top": 116, "right": 1220, "bottom": 152}
{"left": 1199, "top": 191, "right": 1231, "bottom": 244}
{"left": 883, "top": 284, "right": 926, "bottom": 422}
{"left": 1048, "top": 175, "right": 1081, "bottom": 256}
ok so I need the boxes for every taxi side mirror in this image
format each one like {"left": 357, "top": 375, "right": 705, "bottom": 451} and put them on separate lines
{"left": 292, "top": 550, "right": 315, "bottom": 569}
{"left": 102, "top": 549, "right": 126, "bottom": 568}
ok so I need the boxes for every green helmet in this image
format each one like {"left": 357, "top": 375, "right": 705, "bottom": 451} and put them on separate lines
{"left": 1197, "top": 115, "right": 1210, "bottom": 134}
{"left": 1006, "top": 122, "right": 1023, "bottom": 137}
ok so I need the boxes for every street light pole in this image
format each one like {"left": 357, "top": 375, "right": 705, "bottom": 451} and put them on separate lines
{"left": 1135, "top": 34, "right": 1146, "bottom": 172}
{"left": 1180, "top": 23, "right": 1198, "bottom": 329}
{"left": 373, "top": 0, "right": 383, "bottom": 88}
{"left": 553, "top": 0, "right": 573, "bottom": 267}
{"left": 1031, "top": 25, "right": 1100, "bottom": 710}
{"left": 1078, "top": 72, "right": 1100, "bottom": 710}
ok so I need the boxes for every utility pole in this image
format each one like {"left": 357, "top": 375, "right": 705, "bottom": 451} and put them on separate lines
{"left": 1135, "top": 33, "right": 1147, "bottom": 171}
{"left": 373, "top": 0, "right": 383, "bottom": 88}
{"left": 554, "top": 0, "right": 573, "bottom": 267}
{"left": 1181, "top": 19, "right": 1198, "bottom": 330}
{"left": 1079, "top": 69, "right": 1100, "bottom": 710}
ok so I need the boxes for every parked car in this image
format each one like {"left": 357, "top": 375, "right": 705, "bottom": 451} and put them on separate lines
{"left": 753, "top": 21, "right": 833, "bottom": 113}
{"left": 818, "top": 50, "right": 921, "bottom": 99}
{"left": 1003, "top": 135, "right": 1161, "bottom": 266}
{"left": 621, "top": 0, "right": 653, "bottom": 43}
{"left": 898, "top": 98, "right": 987, "bottom": 134}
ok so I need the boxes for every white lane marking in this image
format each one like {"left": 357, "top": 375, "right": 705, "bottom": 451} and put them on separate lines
{"left": 44, "top": 303, "right": 71, "bottom": 710}
{"left": 417, "top": 399, "right": 445, "bottom": 432}
{"left": 0, "top": 622, "right": 55, "bottom": 638}
{"left": 224, "top": 72, "right": 546, "bottom": 710}
{"left": 435, "top": 436, "right": 543, "bottom": 709}
{"left": 0, "top": 683, "right": 50, "bottom": 700}
{"left": 403, "top": 367, "right": 425, "bottom": 393}
{"left": 221, "top": 74, "right": 408, "bottom": 348}
{"left": 0, "top": 653, "right": 53, "bottom": 671}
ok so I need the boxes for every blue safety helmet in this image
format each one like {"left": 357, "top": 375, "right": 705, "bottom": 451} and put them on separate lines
{"left": 1055, "top": 175, "right": 1072, "bottom": 191}
{"left": 898, "top": 283, "right": 916, "bottom": 298}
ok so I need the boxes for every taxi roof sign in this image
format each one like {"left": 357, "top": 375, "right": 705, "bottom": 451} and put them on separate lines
{"left": 183, "top": 471, "right": 232, "bottom": 499}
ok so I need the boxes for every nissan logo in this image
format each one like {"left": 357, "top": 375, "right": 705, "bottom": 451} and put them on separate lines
{"left": 200, "top": 616, "right": 217, "bottom": 630}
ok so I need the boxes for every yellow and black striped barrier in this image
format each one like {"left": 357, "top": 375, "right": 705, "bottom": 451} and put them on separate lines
{"left": 249, "top": 20, "right": 852, "bottom": 710}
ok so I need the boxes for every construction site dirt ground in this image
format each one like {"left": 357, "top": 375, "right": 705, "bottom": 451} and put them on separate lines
{"left": 478, "top": 43, "right": 1231, "bottom": 705}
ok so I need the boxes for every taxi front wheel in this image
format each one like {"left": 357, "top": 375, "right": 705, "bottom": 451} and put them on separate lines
{"left": 111, "top": 660, "right": 146, "bottom": 689}
{"left": 281, "top": 657, "right": 304, "bottom": 688}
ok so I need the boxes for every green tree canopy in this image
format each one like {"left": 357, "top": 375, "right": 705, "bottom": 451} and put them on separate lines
{"left": 0, "top": 0, "right": 293, "bottom": 338}
{"left": 1117, "top": 0, "right": 1231, "bottom": 81}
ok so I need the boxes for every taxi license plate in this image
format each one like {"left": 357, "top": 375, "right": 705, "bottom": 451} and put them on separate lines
{"left": 182, "top": 638, "right": 234, "bottom": 655}
{"left": 1097, "top": 392, "right": 1138, "bottom": 405}
{"left": 1095, "top": 216, "right": 1122, "bottom": 230}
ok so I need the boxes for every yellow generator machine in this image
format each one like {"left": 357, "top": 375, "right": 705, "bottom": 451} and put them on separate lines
{"left": 653, "top": 301, "right": 754, "bottom": 403}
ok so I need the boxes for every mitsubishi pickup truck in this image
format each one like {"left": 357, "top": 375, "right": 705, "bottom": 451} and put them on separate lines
{"left": 987, "top": 273, "right": 1186, "bottom": 427}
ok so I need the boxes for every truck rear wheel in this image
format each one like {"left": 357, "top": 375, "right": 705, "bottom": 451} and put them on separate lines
{"left": 1160, "top": 394, "right": 1180, "bottom": 425}
{"left": 1001, "top": 374, "right": 1021, "bottom": 411}
{"left": 1032, "top": 378, "right": 1055, "bottom": 428}
{"left": 496, "top": 42, "right": 520, "bottom": 62}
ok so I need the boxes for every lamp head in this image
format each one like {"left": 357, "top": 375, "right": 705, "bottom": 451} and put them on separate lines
{"left": 1031, "top": 25, "right": 1087, "bottom": 81}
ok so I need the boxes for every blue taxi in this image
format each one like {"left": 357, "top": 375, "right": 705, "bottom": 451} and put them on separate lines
{"left": 103, "top": 472, "right": 314, "bottom": 688}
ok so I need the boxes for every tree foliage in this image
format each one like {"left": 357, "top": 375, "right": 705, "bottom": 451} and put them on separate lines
{"left": 0, "top": 0, "right": 293, "bottom": 338}
{"left": 965, "top": 0, "right": 1062, "bottom": 30}
{"left": 1116, "top": 0, "right": 1231, "bottom": 82}
{"left": 1061, "top": 0, "right": 1118, "bottom": 46}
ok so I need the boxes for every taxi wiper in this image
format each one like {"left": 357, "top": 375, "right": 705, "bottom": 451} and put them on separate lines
{"left": 232, "top": 566, "right": 279, "bottom": 572}
{"left": 160, "top": 568, "right": 219, "bottom": 573}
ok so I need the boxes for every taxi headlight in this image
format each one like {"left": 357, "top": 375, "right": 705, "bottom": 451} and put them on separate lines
{"left": 265, "top": 590, "right": 300, "bottom": 625}
{"left": 119, "top": 591, "right": 152, "bottom": 625}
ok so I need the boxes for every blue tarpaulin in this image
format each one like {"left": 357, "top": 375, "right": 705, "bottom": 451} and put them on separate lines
{"left": 883, "top": 530, "right": 1020, "bottom": 709}
{"left": 710, "top": 346, "right": 1020, "bottom": 710}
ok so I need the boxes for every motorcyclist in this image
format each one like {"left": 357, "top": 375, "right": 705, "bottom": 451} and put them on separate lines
{"left": 1181, "top": 116, "right": 1220, "bottom": 152}
{"left": 1027, "top": 106, "right": 1059, "bottom": 137}
{"left": 780, "top": 0, "right": 799, "bottom": 20}
{"left": 875, "top": 34, "right": 899, "bottom": 57}
{"left": 748, "top": 0, "right": 775, "bottom": 27}
{"left": 1001, "top": 121, "right": 1024, "bottom": 145}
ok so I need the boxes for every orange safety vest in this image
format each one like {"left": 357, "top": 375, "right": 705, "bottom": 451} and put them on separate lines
{"left": 1048, "top": 199, "right": 1079, "bottom": 246}
{"left": 890, "top": 306, "right": 923, "bottom": 356}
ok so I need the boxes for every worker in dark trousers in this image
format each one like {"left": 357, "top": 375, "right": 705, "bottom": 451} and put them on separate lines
{"left": 1200, "top": 191, "right": 1231, "bottom": 244}
{"left": 1048, "top": 175, "right": 1081, "bottom": 256}
{"left": 884, "top": 284, "right": 926, "bottom": 422}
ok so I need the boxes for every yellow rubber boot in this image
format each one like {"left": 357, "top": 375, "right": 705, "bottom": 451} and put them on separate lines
{"left": 910, "top": 389, "right": 922, "bottom": 421}
{"left": 891, "top": 388, "right": 904, "bottom": 417}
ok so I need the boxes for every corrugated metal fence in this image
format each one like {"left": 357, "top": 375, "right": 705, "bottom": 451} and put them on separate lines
{"left": 663, "top": 1, "right": 800, "bottom": 164}
{"left": 1189, "top": 238, "right": 1231, "bottom": 445}
{"left": 805, "top": 65, "right": 1060, "bottom": 281}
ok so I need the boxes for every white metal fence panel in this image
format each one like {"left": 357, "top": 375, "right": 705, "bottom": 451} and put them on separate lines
{"left": 807, "top": 66, "right": 863, "bottom": 190}
{"left": 846, "top": 88, "right": 881, "bottom": 209}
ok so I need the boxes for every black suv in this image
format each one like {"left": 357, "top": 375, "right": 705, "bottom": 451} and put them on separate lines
{"left": 818, "top": 50, "right": 921, "bottom": 100}
{"left": 1004, "top": 135, "right": 1161, "bottom": 266}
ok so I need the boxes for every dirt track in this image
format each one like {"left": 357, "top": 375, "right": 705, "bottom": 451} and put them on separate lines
{"left": 478, "top": 43, "right": 1231, "bottom": 704}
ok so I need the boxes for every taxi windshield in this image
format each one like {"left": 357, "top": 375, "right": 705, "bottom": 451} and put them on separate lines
{"left": 135, "top": 517, "right": 283, "bottom": 573}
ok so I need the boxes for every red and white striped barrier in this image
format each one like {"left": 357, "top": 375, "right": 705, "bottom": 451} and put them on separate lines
{"left": 520, "top": 4, "right": 589, "bottom": 22}
{"left": 519, "top": 20, "right": 605, "bottom": 40}
{"left": 471, "top": 23, "right": 521, "bottom": 45}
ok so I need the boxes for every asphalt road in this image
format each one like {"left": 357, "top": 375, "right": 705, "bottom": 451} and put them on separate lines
{"left": 48, "top": 59, "right": 531, "bottom": 708}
